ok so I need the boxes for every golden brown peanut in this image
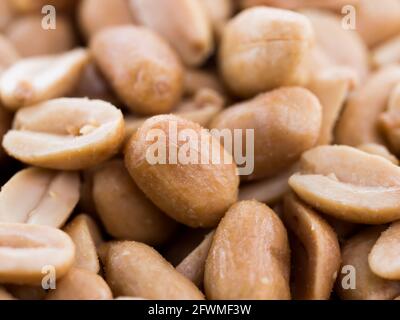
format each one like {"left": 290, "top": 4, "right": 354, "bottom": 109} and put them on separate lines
{"left": 0, "top": 0, "right": 14, "bottom": 31}
{"left": 369, "top": 221, "right": 400, "bottom": 280}
{"left": 176, "top": 231, "right": 214, "bottom": 287}
{"left": 91, "top": 26, "right": 183, "bottom": 115}
{"left": 102, "top": 241, "right": 204, "bottom": 300}
{"left": 219, "top": 7, "right": 313, "bottom": 98}
{"left": 0, "top": 223, "right": 75, "bottom": 285}
{"left": 184, "top": 69, "right": 225, "bottom": 97}
{"left": 355, "top": 0, "right": 400, "bottom": 48}
{"left": 5, "top": 285, "right": 46, "bottom": 300}
{"left": 46, "top": 268, "right": 112, "bottom": 300}
{"left": 380, "top": 83, "right": 400, "bottom": 155}
{"left": 241, "top": 0, "right": 359, "bottom": 10}
{"left": 371, "top": 35, "right": 400, "bottom": 69}
{"left": 283, "top": 193, "right": 341, "bottom": 300}
{"left": 3, "top": 98, "right": 125, "bottom": 170}
{"left": 0, "top": 48, "right": 90, "bottom": 110}
{"left": 125, "top": 115, "right": 239, "bottom": 228}
{"left": 289, "top": 145, "right": 400, "bottom": 224}
{"left": 211, "top": 87, "right": 321, "bottom": 181}
{"left": 0, "top": 168, "right": 79, "bottom": 228}
{"left": 238, "top": 164, "right": 298, "bottom": 204}
{"left": 336, "top": 66, "right": 400, "bottom": 146}
{"left": 308, "top": 67, "right": 355, "bottom": 145}
{"left": 92, "top": 160, "right": 177, "bottom": 245}
{"left": 357, "top": 143, "right": 399, "bottom": 165}
{"left": 300, "top": 9, "right": 368, "bottom": 81}
{"left": 78, "top": 0, "right": 135, "bottom": 39}
{"left": 205, "top": 201, "right": 290, "bottom": 300}
{"left": 0, "top": 34, "right": 20, "bottom": 74}
{"left": 129, "top": 0, "right": 213, "bottom": 66}
{"left": 0, "top": 286, "right": 15, "bottom": 300}
{"left": 64, "top": 215, "right": 102, "bottom": 274}
{"left": 9, "top": 0, "right": 78, "bottom": 13}
{"left": 6, "top": 15, "right": 76, "bottom": 57}
{"left": 336, "top": 227, "right": 400, "bottom": 300}
{"left": 198, "top": 0, "right": 234, "bottom": 38}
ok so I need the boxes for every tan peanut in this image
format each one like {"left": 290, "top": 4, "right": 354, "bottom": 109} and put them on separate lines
{"left": 6, "top": 15, "right": 76, "bottom": 57}
{"left": 176, "top": 231, "right": 215, "bottom": 287}
{"left": 0, "top": 223, "right": 75, "bottom": 285}
{"left": 129, "top": 0, "right": 214, "bottom": 66}
{"left": 336, "top": 227, "right": 400, "bottom": 300}
{"left": 64, "top": 215, "right": 102, "bottom": 274}
{"left": 101, "top": 241, "right": 204, "bottom": 300}
{"left": 0, "top": 35, "right": 19, "bottom": 74}
{"left": 92, "top": 160, "right": 177, "bottom": 245}
{"left": 125, "top": 114, "right": 239, "bottom": 228}
{"left": 369, "top": 221, "right": 400, "bottom": 280}
{"left": 46, "top": 268, "right": 112, "bottom": 300}
{"left": 3, "top": 98, "right": 125, "bottom": 170}
{"left": 380, "top": 83, "right": 400, "bottom": 155}
{"left": 0, "top": 48, "right": 90, "bottom": 110}
{"left": 91, "top": 26, "right": 183, "bottom": 115}
{"left": 184, "top": 69, "right": 225, "bottom": 97}
{"left": 336, "top": 65, "right": 400, "bottom": 146}
{"left": 371, "top": 35, "right": 400, "bottom": 69}
{"left": 198, "top": 0, "right": 234, "bottom": 38}
{"left": 204, "top": 200, "right": 291, "bottom": 300}
{"left": 283, "top": 193, "right": 341, "bottom": 300}
{"left": 289, "top": 145, "right": 400, "bottom": 224}
{"left": 357, "top": 143, "right": 399, "bottom": 165}
{"left": 211, "top": 87, "right": 322, "bottom": 181}
{"left": 219, "top": 7, "right": 313, "bottom": 98}
{"left": 0, "top": 167, "right": 79, "bottom": 228}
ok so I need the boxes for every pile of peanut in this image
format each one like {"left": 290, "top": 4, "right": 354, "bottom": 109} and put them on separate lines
{"left": 1, "top": 0, "right": 400, "bottom": 301}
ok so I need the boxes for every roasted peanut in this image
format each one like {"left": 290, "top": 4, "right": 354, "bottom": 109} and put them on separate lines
{"left": 125, "top": 115, "right": 239, "bottom": 228}
{"left": 0, "top": 48, "right": 90, "bottom": 110}
{"left": 91, "top": 26, "right": 183, "bottom": 115}
{"left": 0, "top": 223, "right": 75, "bottom": 285}
{"left": 0, "top": 167, "right": 79, "bottom": 228}
{"left": 380, "top": 83, "right": 400, "bottom": 155}
{"left": 211, "top": 87, "right": 321, "bottom": 181}
{"left": 129, "top": 0, "right": 214, "bottom": 66}
{"left": 205, "top": 201, "right": 291, "bottom": 300}
{"left": 101, "top": 241, "right": 204, "bottom": 300}
{"left": 290, "top": 145, "right": 400, "bottom": 224}
{"left": 0, "top": 34, "right": 19, "bottom": 74}
{"left": 184, "top": 69, "right": 225, "bottom": 97}
{"left": 283, "top": 193, "right": 341, "bottom": 300}
{"left": 92, "top": 160, "right": 177, "bottom": 245}
{"left": 357, "top": 143, "right": 399, "bottom": 165}
{"left": 3, "top": 98, "right": 125, "bottom": 170}
{"left": 198, "top": 0, "right": 234, "bottom": 38}
{"left": 219, "top": 7, "right": 313, "bottom": 97}
{"left": 371, "top": 35, "right": 400, "bottom": 69}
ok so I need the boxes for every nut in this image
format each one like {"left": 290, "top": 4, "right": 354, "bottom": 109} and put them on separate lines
{"left": 3, "top": 98, "right": 125, "bottom": 170}
{"left": 357, "top": 143, "right": 399, "bottom": 165}
{"left": 0, "top": 34, "right": 19, "bottom": 75}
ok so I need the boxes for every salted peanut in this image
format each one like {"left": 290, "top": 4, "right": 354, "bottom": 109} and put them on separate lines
{"left": 125, "top": 115, "right": 239, "bottom": 228}
{"left": 0, "top": 168, "right": 79, "bottom": 228}
{"left": 78, "top": 0, "right": 135, "bottom": 39}
{"left": 308, "top": 68, "right": 356, "bottom": 145}
{"left": 211, "top": 87, "right": 321, "bottom": 181}
{"left": 300, "top": 9, "right": 368, "bottom": 81}
{"left": 6, "top": 15, "right": 76, "bottom": 57}
{"left": 46, "top": 268, "right": 112, "bottom": 300}
{"left": 380, "top": 83, "right": 400, "bottom": 155}
{"left": 9, "top": 0, "right": 78, "bottom": 12}
{"left": 0, "top": 49, "right": 90, "bottom": 110}
{"left": 0, "top": 107, "right": 11, "bottom": 162}
{"left": 355, "top": 0, "right": 400, "bottom": 48}
{"left": 337, "top": 227, "right": 400, "bottom": 300}
{"left": 357, "top": 143, "right": 399, "bottom": 165}
{"left": 91, "top": 26, "right": 183, "bottom": 115}
{"left": 240, "top": 0, "right": 359, "bottom": 10}
{"left": 198, "top": 0, "right": 234, "bottom": 38}
{"left": 93, "top": 160, "right": 177, "bottom": 245}
{"left": 102, "top": 241, "right": 204, "bottom": 300}
{"left": 220, "top": 7, "right": 313, "bottom": 98}
{"left": 0, "top": 0, "right": 14, "bottom": 31}
{"left": 5, "top": 285, "right": 46, "bottom": 300}
{"left": 205, "top": 201, "right": 290, "bottom": 300}
{"left": 176, "top": 231, "right": 214, "bottom": 287}
{"left": 64, "top": 215, "right": 102, "bottom": 274}
{"left": 336, "top": 66, "right": 400, "bottom": 146}
{"left": 283, "top": 193, "right": 341, "bottom": 300}
{"left": 239, "top": 164, "right": 298, "bottom": 204}
{"left": 129, "top": 0, "right": 213, "bottom": 66}
{"left": 371, "top": 35, "right": 400, "bottom": 69}
{"left": 3, "top": 98, "right": 125, "bottom": 170}
{"left": 0, "top": 35, "right": 20, "bottom": 74}
{"left": 290, "top": 145, "right": 400, "bottom": 224}
{"left": 0, "top": 223, "right": 75, "bottom": 285}
{"left": 184, "top": 69, "right": 225, "bottom": 97}
{"left": 0, "top": 286, "right": 15, "bottom": 300}
{"left": 369, "top": 222, "right": 400, "bottom": 280}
